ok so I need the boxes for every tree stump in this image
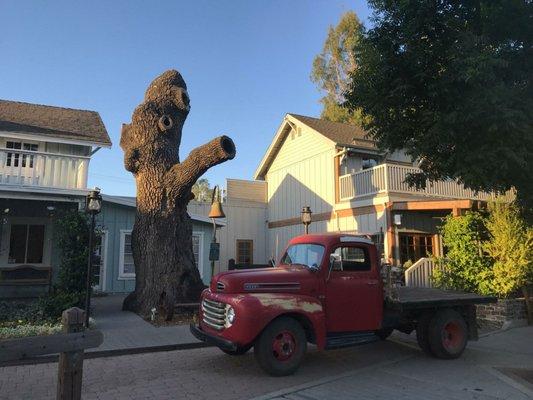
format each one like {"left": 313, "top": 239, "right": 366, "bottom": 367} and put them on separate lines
{"left": 120, "top": 70, "right": 236, "bottom": 319}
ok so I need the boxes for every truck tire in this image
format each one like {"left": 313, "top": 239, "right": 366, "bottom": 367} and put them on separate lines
{"left": 428, "top": 309, "right": 468, "bottom": 359}
{"left": 254, "top": 317, "right": 307, "bottom": 376}
{"left": 221, "top": 344, "right": 252, "bottom": 356}
{"left": 416, "top": 312, "right": 433, "bottom": 355}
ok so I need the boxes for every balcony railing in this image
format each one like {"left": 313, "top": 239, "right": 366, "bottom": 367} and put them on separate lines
{"left": 339, "top": 163, "right": 512, "bottom": 202}
{"left": 0, "top": 148, "right": 89, "bottom": 190}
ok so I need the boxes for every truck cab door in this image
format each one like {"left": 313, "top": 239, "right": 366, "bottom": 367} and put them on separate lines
{"left": 325, "top": 244, "right": 383, "bottom": 333}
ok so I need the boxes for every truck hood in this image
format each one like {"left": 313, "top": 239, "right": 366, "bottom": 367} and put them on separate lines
{"left": 211, "top": 266, "right": 318, "bottom": 295}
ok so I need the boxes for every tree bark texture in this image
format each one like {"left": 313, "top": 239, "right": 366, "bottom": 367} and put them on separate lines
{"left": 120, "top": 70, "right": 236, "bottom": 319}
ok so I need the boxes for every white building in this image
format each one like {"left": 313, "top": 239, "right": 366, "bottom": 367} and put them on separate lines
{"left": 199, "top": 113, "right": 509, "bottom": 273}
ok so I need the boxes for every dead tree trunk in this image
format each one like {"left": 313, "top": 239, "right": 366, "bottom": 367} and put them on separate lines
{"left": 120, "top": 70, "right": 236, "bottom": 319}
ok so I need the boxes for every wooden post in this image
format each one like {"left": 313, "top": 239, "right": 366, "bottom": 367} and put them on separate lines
{"left": 57, "top": 308, "right": 85, "bottom": 400}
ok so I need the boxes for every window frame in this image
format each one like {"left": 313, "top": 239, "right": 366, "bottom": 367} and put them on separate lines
{"left": 118, "top": 229, "right": 135, "bottom": 280}
{"left": 330, "top": 245, "right": 372, "bottom": 273}
{"left": 5, "top": 140, "right": 39, "bottom": 168}
{"left": 192, "top": 231, "right": 204, "bottom": 278}
{"left": 236, "top": 239, "right": 253, "bottom": 265}
{"left": 7, "top": 223, "right": 46, "bottom": 264}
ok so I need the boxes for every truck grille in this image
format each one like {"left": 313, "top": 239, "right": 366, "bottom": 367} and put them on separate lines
{"left": 202, "top": 298, "right": 226, "bottom": 331}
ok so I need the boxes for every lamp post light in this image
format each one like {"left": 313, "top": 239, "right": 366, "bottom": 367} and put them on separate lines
{"left": 301, "top": 206, "right": 312, "bottom": 234}
{"left": 208, "top": 186, "right": 225, "bottom": 278}
{"left": 85, "top": 187, "right": 102, "bottom": 328}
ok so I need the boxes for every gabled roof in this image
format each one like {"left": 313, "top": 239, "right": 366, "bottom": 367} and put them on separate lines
{"left": 289, "top": 114, "right": 376, "bottom": 149}
{"left": 0, "top": 100, "right": 111, "bottom": 147}
{"left": 253, "top": 113, "right": 378, "bottom": 180}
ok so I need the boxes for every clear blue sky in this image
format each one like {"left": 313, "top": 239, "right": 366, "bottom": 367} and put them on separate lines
{"left": 0, "top": 1, "right": 371, "bottom": 196}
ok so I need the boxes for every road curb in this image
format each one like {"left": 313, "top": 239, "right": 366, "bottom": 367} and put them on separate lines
{"left": 0, "top": 341, "right": 211, "bottom": 367}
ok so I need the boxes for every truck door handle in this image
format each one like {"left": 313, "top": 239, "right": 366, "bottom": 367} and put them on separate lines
{"left": 367, "top": 281, "right": 378, "bottom": 286}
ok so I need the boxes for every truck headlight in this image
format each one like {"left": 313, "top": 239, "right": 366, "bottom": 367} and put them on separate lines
{"left": 225, "top": 306, "right": 236, "bottom": 327}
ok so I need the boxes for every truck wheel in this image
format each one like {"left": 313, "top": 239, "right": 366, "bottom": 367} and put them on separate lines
{"left": 428, "top": 309, "right": 468, "bottom": 359}
{"left": 221, "top": 344, "right": 252, "bottom": 356}
{"left": 416, "top": 312, "right": 433, "bottom": 355}
{"left": 254, "top": 317, "right": 307, "bottom": 376}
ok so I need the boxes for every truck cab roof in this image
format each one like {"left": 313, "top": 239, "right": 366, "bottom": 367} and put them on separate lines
{"left": 288, "top": 233, "right": 375, "bottom": 247}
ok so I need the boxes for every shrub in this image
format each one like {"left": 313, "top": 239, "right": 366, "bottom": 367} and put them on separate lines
{"left": 434, "top": 202, "right": 533, "bottom": 298}
{"left": 54, "top": 210, "right": 92, "bottom": 294}
{"left": 0, "top": 322, "right": 62, "bottom": 339}
{"left": 36, "top": 291, "right": 85, "bottom": 321}
{"left": 432, "top": 211, "right": 493, "bottom": 294}
{"left": 483, "top": 201, "right": 533, "bottom": 298}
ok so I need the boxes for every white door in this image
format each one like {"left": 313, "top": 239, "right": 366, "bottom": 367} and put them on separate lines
{"left": 93, "top": 231, "right": 108, "bottom": 291}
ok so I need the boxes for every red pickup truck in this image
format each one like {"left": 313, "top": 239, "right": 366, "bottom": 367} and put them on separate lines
{"left": 190, "top": 233, "right": 494, "bottom": 376}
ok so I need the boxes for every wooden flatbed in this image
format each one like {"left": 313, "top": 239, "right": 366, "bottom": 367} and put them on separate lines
{"left": 386, "top": 287, "right": 496, "bottom": 311}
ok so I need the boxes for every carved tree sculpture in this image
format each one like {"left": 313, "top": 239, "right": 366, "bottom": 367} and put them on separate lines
{"left": 120, "top": 70, "right": 236, "bottom": 319}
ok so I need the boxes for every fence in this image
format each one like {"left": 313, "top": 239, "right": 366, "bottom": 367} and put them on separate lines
{"left": 0, "top": 307, "right": 103, "bottom": 400}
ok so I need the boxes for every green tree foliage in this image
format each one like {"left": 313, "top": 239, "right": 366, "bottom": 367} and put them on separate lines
{"left": 54, "top": 210, "right": 91, "bottom": 294}
{"left": 433, "top": 212, "right": 492, "bottom": 294}
{"left": 311, "top": 11, "right": 366, "bottom": 125}
{"left": 346, "top": 1, "right": 533, "bottom": 214}
{"left": 192, "top": 178, "right": 213, "bottom": 202}
{"left": 434, "top": 201, "right": 533, "bottom": 297}
{"left": 483, "top": 201, "right": 533, "bottom": 297}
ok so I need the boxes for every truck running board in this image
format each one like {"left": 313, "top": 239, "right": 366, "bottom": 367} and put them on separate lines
{"left": 325, "top": 332, "right": 379, "bottom": 350}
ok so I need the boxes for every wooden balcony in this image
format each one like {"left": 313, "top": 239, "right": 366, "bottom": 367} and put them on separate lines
{"left": 339, "top": 163, "right": 512, "bottom": 202}
{"left": 0, "top": 148, "right": 89, "bottom": 191}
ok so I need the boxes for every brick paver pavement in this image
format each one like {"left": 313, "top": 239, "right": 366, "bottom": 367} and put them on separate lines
{"left": 2, "top": 327, "right": 532, "bottom": 400}
{"left": 1, "top": 340, "right": 412, "bottom": 400}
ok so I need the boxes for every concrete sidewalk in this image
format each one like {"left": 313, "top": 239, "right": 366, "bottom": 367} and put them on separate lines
{"left": 89, "top": 294, "right": 197, "bottom": 352}
{"left": 254, "top": 326, "right": 533, "bottom": 400}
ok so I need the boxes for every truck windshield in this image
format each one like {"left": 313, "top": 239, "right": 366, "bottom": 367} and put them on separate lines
{"left": 280, "top": 244, "right": 325, "bottom": 270}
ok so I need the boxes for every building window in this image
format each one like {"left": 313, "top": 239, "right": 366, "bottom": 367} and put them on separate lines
{"left": 119, "top": 230, "right": 135, "bottom": 279}
{"left": 8, "top": 224, "right": 45, "bottom": 264}
{"left": 236, "top": 240, "right": 253, "bottom": 265}
{"left": 192, "top": 232, "right": 204, "bottom": 278}
{"left": 6, "top": 141, "right": 38, "bottom": 168}
{"left": 362, "top": 157, "right": 378, "bottom": 170}
{"left": 399, "top": 233, "right": 434, "bottom": 265}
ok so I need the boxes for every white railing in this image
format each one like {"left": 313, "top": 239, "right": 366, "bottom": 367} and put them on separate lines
{"left": 404, "top": 258, "right": 444, "bottom": 288}
{"left": 0, "top": 148, "right": 89, "bottom": 190}
{"left": 339, "top": 163, "right": 513, "bottom": 202}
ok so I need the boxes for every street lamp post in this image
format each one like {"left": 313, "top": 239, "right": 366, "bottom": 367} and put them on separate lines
{"left": 301, "top": 206, "right": 312, "bottom": 234}
{"left": 85, "top": 188, "right": 102, "bottom": 328}
{"left": 208, "top": 186, "right": 225, "bottom": 278}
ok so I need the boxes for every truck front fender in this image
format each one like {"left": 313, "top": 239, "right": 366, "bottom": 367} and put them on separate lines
{"left": 245, "top": 293, "right": 327, "bottom": 349}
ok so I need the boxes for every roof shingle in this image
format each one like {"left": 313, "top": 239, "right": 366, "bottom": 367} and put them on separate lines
{"left": 0, "top": 100, "right": 111, "bottom": 146}
{"left": 289, "top": 114, "right": 376, "bottom": 150}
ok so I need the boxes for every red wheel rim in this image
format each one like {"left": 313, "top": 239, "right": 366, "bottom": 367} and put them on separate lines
{"left": 442, "top": 321, "right": 463, "bottom": 352}
{"left": 272, "top": 330, "right": 296, "bottom": 361}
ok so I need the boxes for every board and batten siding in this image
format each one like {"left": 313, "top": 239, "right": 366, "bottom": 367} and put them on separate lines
{"left": 265, "top": 124, "right": 336, "bottom": 222}
{"left": 98, "top": 200, "right": 216, "bottom": 292}
{"left": 188, "top": 198, "right": 268, "bottom": 273}
{"left": 226, "top": 179, "right": 266, "bottom": 203}
{"left": 263, "top": 123, "right": 336, "bottom": 259}
{"left": 97, "top": 201, "right": 136, "bottom": 293}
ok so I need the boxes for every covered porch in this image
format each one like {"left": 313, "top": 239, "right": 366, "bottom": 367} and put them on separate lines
{"left": 0, "top": 197, "right": 81, "bottom": 298}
